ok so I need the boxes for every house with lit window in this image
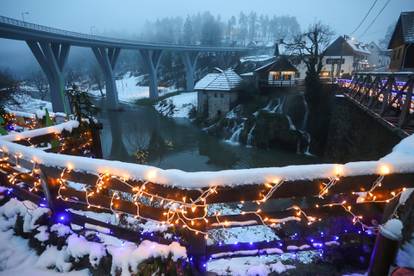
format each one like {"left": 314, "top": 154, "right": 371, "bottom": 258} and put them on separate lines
{"left": 195, "top": 69, "right": 242, "bottom": 119}
{"left": 254, "top": 56, "right": 298, "bottom": 88}
{"left": 388, "top": 11, "right": 414, "bottom": 71}
{"left": 321, "top": 35, "right": 371, "bottom": 78}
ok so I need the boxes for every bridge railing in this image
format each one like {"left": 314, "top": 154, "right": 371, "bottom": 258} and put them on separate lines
{"left": 338, "top": 72, "right": 414, "bottom": 132}
{"left": 0, "top": 15, "right": 251, "bottom": 50}
{"left": 1, "top": 113, "right": 414, "bottom": 272}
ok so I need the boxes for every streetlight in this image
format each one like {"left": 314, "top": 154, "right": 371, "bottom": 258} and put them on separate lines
{"left": 21, "top": 12, "right": 29, "bottom": 22}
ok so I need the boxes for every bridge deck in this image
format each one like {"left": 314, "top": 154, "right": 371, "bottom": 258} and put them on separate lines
{"left": 0, "top": 15, "right": 252, "bottom": 52}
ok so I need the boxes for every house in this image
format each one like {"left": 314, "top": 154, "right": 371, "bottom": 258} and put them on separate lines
{"left": 388, "top": 11, "right": 414, "bottom": 71}
{"left": 195, "top": 69, "right": 242, "bottom": 119}
{"left": 321, "top": 35, "right": 371, "bottom": 78}
{"left": 366, "top": 42, "right": 390, "bottom": 70}
{"left": 254, "top": 55, "right": 298, "bottom": 88}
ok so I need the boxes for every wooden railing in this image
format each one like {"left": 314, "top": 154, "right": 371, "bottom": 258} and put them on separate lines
{"left": 1, "top": 111, "right": 414, "bottom": 274}
{"left": 338, "top": 72, "right": 414, "bottom": 134}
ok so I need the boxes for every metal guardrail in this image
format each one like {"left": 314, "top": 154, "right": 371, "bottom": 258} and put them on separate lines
{"left": 0, "top": 15, "right": 252, "bottom": 51}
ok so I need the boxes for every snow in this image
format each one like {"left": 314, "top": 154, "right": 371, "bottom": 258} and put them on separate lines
{"left": 397, "top": 234, "right": 414, "bottom": 269}
{"left": 89, "top": 73, "right": 176, "bottom": 103}
{"left": 50, "top": 223, "right": 72, "bottom": 237}
{"left": 107, "top": 240, "right": 186, "bottom": 275}
{"left": 380, "top": 219, "right": 403, "bottom": 241}
{"left": 240, "top": 55, "right": 274, "bottom": 63}
{"left": 0, "top": 197, "right": 187, "bottom": 275}
{"left": 399, "top": 188, "right": 414, "bottom": 205}
{"left": 66, "top": 234, "right": 106, "bottom": 268}
{"left": 0, "top": 230, "right": 88, "bottom": 276}
{"left": 195, "top": 69, "right": 242, "bottom": 91}
{"left": 5, "top": 93, "right": 52, "bottom": 113}
{"left": 207, "top": 252, "right": 318, "bottom": 275}
{"left": 0, "top": 120, "right": 79, "bottom": 142}
{"left": 155, "top": 92, "right": 197, "bottom": 118}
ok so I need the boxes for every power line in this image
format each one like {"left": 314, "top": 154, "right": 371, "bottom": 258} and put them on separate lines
{"left": 350, "top": 0, "right": 379, "bottom": 35}
{"left": 359, "top": 0, "right": 391, "bottom": 38}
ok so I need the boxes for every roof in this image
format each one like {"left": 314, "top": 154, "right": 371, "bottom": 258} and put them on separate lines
{"left": 195, "top": 69, "right": 242, "bottom": 91}
{"left": 255, "top": 56, "right": 298, "bottom": 72}
{"left": 388, "top": 11, "right": 414, "bottom": 49}
{"left": 324, "top": 36, "right": 371, "bottom": 56}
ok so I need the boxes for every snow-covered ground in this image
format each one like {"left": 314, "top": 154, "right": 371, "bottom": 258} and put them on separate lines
{"left": 5, "top": 92, "right": 52, "bottom": 114}
{"left": 0, "top": 229, "right": 88, "bottom": 276}
{"left": 155, "top": 92, "right": 197, "bottom": 118}
{"left": 89, "top": 73, "right": 177, "bottom": 103}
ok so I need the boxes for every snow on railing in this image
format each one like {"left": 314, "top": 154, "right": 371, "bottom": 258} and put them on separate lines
{"left": 1, "top": 121, "right": 414, "bottom": 189}
{"left": 4, "top": 108, "right": 67, "bottom": 120}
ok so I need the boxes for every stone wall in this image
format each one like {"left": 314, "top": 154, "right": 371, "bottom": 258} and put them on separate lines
{"left": 197, "top": 90, "right": 238, "bottom": 119}
{"left": 323, "top": 95, "right": 404, "bottom": 163}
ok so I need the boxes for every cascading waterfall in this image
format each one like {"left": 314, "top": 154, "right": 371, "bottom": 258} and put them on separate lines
{"left": 246, "top": 124, "right": 256, "bottom": 146}
{"left": 286, "top": 115, "right": 296, "bottom": 131}
{"left": 301, "top": 94, "right": 309, "bottom": 130}
{"left": 227, "top": 122, "right": 245, "bottom": 144}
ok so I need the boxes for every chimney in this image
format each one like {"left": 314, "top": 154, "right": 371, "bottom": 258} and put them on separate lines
{"left": 274, "top": 43, "right": 280, "bottom": 57}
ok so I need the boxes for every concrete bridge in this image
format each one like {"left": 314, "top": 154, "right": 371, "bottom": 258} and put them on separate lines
{"left": 0, "top": 15, "right": 254, "bottom": 112}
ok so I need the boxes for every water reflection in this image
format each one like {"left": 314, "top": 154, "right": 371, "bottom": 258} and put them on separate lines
{"left": 95, "top": 99, "right": 319, "bottom": 172}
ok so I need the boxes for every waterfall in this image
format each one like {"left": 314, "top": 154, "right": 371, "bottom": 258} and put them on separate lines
{"left": 286, "top": 115, "right": 296, "bottom": 131}
{"left": 227, "top": 122, "right": 245, "bottom": 145}
{"left": 302, "top": 131, "right": 312, "bottom": 155}
{"left": 246, "top": 124, "right": 256, "bottom": 146}
{"left": 275, "top": 96, "right": 286, "bottom": 114}
{"left": 301, "top": 94, "right": 309, "bottom": 131}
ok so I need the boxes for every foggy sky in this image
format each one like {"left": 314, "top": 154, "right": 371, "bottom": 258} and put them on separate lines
{"left": 0, "top": 0, "right": 413, "bottom": 75}
{"left": 1, "top": 0, "right": 413, "bottom": 41}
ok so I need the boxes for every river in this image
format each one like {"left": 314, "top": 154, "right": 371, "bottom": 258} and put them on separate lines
{"left": 94, "top": 98, "right": 319, "bottom": 172}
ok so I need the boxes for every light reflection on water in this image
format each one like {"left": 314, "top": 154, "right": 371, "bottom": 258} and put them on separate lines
{"left": 95, "top": 99, "right": 319, "bottom": 172}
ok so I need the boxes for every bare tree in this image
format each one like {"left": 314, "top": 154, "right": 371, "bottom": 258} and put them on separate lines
{"left": 30, "top": 70, "right": 49, "bottom": 100}
{"left": 285, "top": 22, "right": 333, "bottom": 88}
{"left": 89, "top": 64, "right": 105, "bottom": 97}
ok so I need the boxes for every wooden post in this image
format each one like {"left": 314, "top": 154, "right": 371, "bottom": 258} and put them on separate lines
{"left": 90, "top": 122, "right": 103, "bottom": 158}
{"left": 367, "top": 197, "right": 400, "bottom": 276}
{"left": 184, "top": 206, "right": 207, "bottom": 275}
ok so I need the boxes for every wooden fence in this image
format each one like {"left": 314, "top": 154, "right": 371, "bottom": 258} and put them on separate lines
{"left": 1, "top": 112, "right": 414, "bottom": 275}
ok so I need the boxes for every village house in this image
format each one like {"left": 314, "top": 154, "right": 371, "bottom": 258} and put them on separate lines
{"left": 254, "top": 55, "right": 299, "bottom": 89}
{"left": 321, "top": 35, "right": 371, "bottom": 78}
{"left": 388, "top": 11, "right": 414, "bottom": 71}
{"left": 366, "top": 41, "right": 390, "bottom": 71}
{"left": 195, "top": 68, "right": 242, "bottom": 119}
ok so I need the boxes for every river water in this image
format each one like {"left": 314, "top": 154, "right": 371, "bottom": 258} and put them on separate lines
{"left": 95, "top": 99, "right": 319, "bottom": 172}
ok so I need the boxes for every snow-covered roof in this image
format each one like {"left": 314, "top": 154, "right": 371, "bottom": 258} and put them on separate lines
{"left": 195, "top": 69, "right": 242, "bottom": 91}
{"left": 346, "top": 37, "right": 371, "bottom": 55}
{"left": 388, "top": 11, "right": 414, "bottom": 49}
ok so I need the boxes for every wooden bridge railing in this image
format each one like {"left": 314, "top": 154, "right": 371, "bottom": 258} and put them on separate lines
{"left": 338, "top": 72, "right": 414, "bottom": 134}
{"left": 1, "top": 112, "right": 414, "bottom": 274}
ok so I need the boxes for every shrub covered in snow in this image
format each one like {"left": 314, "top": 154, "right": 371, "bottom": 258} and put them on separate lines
{"left": 0, "top": 196, "right": 188, "bottom": 275}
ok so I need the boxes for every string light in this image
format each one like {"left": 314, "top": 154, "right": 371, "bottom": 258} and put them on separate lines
{"left": 0, "top": 112, "right": 410, "bottom": 246}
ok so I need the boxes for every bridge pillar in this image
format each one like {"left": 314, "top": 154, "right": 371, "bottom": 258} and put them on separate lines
{"left": 26, "top": 41, "right": 71, "bottom": 113}
{"left": 182, "top": 51, "right": 199, "bottom": 91}
{"left": 140, "top": 49, "right": 163, "bottom": 99}
{"left": 92, "top": 47, "right": 121, "bottom": 109}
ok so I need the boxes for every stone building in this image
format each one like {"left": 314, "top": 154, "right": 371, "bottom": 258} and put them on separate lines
{"left": 195, "top": 69, "right": 242, "bottom": 119}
